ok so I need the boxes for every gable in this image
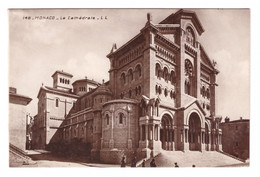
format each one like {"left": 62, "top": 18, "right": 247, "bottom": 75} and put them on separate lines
{"left": 200, "top": 45, "right": 215, "bottom": 70}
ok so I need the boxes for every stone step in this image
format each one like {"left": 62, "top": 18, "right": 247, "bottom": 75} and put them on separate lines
{"left": 142, "top": 150, "right": 245, "bottom": 167}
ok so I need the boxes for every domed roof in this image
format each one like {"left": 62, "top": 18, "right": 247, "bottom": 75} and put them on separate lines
{"left": 93, "top": 83, "right": 112, "bottom": 96}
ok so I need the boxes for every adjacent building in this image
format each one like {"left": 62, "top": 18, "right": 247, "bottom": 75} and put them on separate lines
{"left": 9, "top": 87, "right": 32, "bottom": 165}
{"left": 220, "top": 117, "right": 250, "bottom": 160}
{"left": 32, "top": 9, "right": 223, "bottom": 164}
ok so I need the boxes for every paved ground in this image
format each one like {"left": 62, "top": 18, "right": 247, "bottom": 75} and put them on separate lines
{"left": 11, "top": 150, "right": 249, "bottom": 168}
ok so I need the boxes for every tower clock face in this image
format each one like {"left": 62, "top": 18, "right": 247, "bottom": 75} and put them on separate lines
{"left": 185, "top": 59, "right": 193, "bottom": 76}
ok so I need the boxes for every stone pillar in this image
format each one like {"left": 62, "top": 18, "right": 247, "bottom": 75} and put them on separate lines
{"left": 211, "top": 131, "right": 216, "bottom": 151}
{"left": 127, "top": 106, "right": 132, "bottom": 149}
{"left": 152, "top": 124, "right": 155, "bottom": 140}
{"left": 109, "top": 109, "right": 114, "bottom": 148}
{"left": 169, "top": 128, "right": 173, "bottom": 150}
{"left": 139, "top": 125, "right": 142, "bottom": 141}
{"left": 166, "top": 127, "right": 169, "bottom": 150}
{"left": 145, "top": 124, "right": 149, "bottom": 147}
{"left": 208, "top": 132, "right": 211, "bottom": 151}
{"left": 183, "top": 127, "right": 189, "bottom": 151}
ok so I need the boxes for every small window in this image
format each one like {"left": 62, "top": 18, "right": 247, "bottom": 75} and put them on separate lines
{"left": 60, "top": 78, "right": 62, "bottom": 83}
{"left": 106, "top": 114, "right": 109, "bottom": 125}
{"left": 128, "top": 69, "right": 133, "bottom": 82}
{"left": 164, "top": 88, "right": 168, "bottom": 97}
{"left": 121, "top": 73, "right": 126, "bottom": 85}
{"left": 138, "top": 86, "right": 141, "bottom": 95}
{"left": 55, "top": 99, "right": 59, "bottom": 107}
{"left": 129, "top": 90, "right": 132, "bottom": 98}
{"left": 119, "top": 113, "right": 124, "bottom": 124}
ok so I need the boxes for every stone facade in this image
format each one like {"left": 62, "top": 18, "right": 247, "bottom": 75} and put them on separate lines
{"left": 32, "top": 9, "right": 223, "bottom": 164}
{"left": 220, "top": 117, "right": 249, "bottom": 160}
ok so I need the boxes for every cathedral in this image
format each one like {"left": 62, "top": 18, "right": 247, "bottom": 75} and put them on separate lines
{"left": 32, "top": 9, "right": 223, "bottom": 164}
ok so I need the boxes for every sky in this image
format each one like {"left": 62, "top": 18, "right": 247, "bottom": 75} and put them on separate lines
{"left": 8, "top": 8, "right": 250, "bottom": 120}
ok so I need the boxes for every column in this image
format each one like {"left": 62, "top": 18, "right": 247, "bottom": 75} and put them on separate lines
{"left": 152, "top": 124, "right": 155, "bottom": 140}
{"left": 169, "top": 128, "right": 172, "bottom": 150}
{"left": 109, "top": 109, "right": 114, "bottom": 148}
{"left": 139, "top": 125, "right": 142, "bottom": 141}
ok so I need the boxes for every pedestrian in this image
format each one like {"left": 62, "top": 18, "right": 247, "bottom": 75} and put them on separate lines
{"left": 150, "top": 158, "right": 157, "bottom": 167}
{"left": 142, "top": 159, "right": 146, "bottom": 167}
{"left": 174, "top": 162, "right": 179, "bottom": 167}
{"left": 192, "top": 164, "right": 196, "bottom": 167}
{"left": 131, "top": 156, "right": 137, "bottom": 167}
{"left": 121, "top": 156, "right": 126, "bottom": 167}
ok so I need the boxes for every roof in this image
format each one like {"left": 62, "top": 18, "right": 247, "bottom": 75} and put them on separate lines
{"left": 9, "top": 92, "right": 32, "bottom": 104}
{"left": 51, "top": 70, "right": 73, "bottom": 78}
{"left": 37, "top": 85, "right": 79, "bottom": 99}
{"left": 159, "top": 9, "right": 204, "bottom": 35}
{"left": 222, "top": 119, "right": 250, "bottom": 124}
{"left": 72, "top": 78, "right": 101, "bottom": 86}
{"left": 92, "top": 83, "right": 112, "bottom": 96}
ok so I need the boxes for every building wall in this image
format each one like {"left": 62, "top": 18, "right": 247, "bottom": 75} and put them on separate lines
{"left": 9, "top": 102, "right": 27, "bottom": 151}
{"left": 46, "top": 92, "right": 77, "bottom": 145}
{"left": 220, "top": 120, "right": 249, "bottom": 160}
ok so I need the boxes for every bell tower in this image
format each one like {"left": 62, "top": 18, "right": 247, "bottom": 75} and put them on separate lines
{"left": 51, "top": 70, "right": 73, "bottom": 91}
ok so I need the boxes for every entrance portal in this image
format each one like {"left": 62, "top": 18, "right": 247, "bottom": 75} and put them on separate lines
{"left": 160, "top": 114, "right": 174, "bottom": 150}
{"left": 188, "top": 112, "right": 201, "bottom": 151}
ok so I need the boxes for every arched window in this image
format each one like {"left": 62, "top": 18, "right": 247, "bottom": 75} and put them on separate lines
{"left": 163, "top": 67, "right": 168, "bottom": 81}
{"left": 60, "top": 78, "right": 62, "bottom": 83}
{"left": 206, "top": 88, "right": 210, "bottom": 99}
{"left": 155, "top": 85, "right": 158, "bottom": 94}
{"left": 186, "top": 27, "right": 195, "bottom": 47}
{"left": 164, "top": 88, "right": 168, "bottom": 97}
{"left": 121, "top": 73, "right": 126, "bottom": 85}
{"left": 129, "top": 90, "right": 132, "bottom": 98}
{"left": 119, "top": 113, "right": 124, "bottom": 124}
{"left": 155, "top": 63, "right": 161, "bottom": 78}
{"left": 135, "top": 87, "right": 138, "bottom": 96}
{"left": 55, "top": 98, "right": 59, "bottom": 107}
{"left": 158, "top": 86, "right": 162, "bottom": 95}
{"left": 106, "top": 114, "right": 109, "bottom": 125}
{"left": 170, "top": 71, "right": 176, "bottom": 85}
{"left": 202, "top": 86, "right": 205, "bottom": 97}
{"left": 128, "top": 69, "right": 133, "bottom": 82}
{"left": 185, "top": 80, "right": 191, "bottom": 95}
{"left": 138, "top": 86, "right": 141, "bottom": 95}
{"left": 135, "top": 64, "right": 141, "bottom": 78}
{"left": 81, "top": 127, "right": 84, "bottom": 136}
{"left": 120, "top": 93, "right": 124, "bottom": 99}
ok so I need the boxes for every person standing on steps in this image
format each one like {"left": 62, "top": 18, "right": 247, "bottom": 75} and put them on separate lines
{"left": 121, "top": 156, "right": 126, "bottom": 167}
{"left": 174, "top": 162, "right": 179, "bottom": 167}
{"left": 141, "top": 160, "right": 146, "bottom": 167}
{"left": 150, "top": 158, "right": 157, "bottom": 167}
{"left": 131, "top": 156, "right": 137, "bottom": 167}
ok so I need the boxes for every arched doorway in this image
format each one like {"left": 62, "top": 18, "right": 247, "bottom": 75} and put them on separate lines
{"left": 188, "top": 112, "right": 201, "bottom": 151}
{"left": 160, "top": 114, "right": 174, "bottom": 150}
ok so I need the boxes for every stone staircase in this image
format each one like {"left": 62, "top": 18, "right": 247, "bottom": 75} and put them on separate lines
{"left": 142, "top": 150, "right": 246, "bottom": 167}
{"left": 9, "top": 143, "right": 36, "bottom": 167}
